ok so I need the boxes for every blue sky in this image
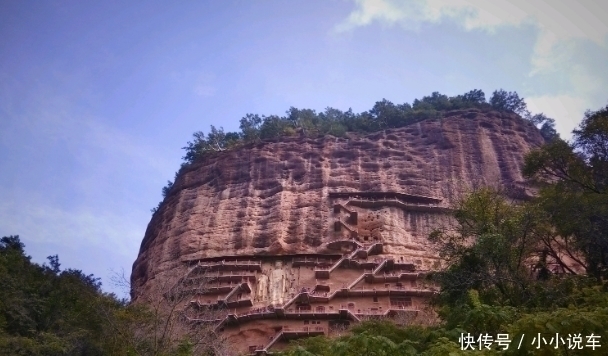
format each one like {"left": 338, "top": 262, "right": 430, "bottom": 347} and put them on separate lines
{"left": 1, "top": 0, "right": 606, "bottom": 297}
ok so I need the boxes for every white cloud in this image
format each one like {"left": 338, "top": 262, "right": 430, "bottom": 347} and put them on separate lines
{"left": 336, "top": 0, "right": 608, "bottom": 137}
{"left": 335, "top": 0, "right": 532, "bottom": 32}
{"left": 568, "top": 64, "right": 602, "bottom": 97}
{"left": 336, "top": 0, "right": 608, "bottom": 73}
{"left": 526, "top": 94, "right": 588, "bottom": 140}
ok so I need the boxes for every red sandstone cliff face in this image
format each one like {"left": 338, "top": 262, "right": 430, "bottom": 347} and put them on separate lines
{"left": 131, "top": 109, "right": 544, "bottom": 298}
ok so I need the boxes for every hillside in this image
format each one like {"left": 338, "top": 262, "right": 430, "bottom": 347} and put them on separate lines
{"left": 129, "top": 108, "right": 548, "bottom": 354}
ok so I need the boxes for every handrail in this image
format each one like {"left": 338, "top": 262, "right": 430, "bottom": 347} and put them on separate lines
{"left": 262, "top": 328, "right": 326, "bottom": 353}
{"left": 346, "top": 198, "right": 451, "bottom": 213}
{"left": 372, "top": 259, "right": 389, "bottom": 274}
{"left": 335, "top": 219, "right": 357, "bottom": 234}
{"left": 328, "top": 191, "right": 442, "bottom": 204}
{"left": 191, "top": 247, "right": 437, "bottom": 333}
{"left": 224, "top": 282, "right": 250, "bottom": 301}
{"left": 356, "top": 307, "right": 419, "bottom": 318}
{"left": 262, "top": 331, "right": 284, "bottom": 352}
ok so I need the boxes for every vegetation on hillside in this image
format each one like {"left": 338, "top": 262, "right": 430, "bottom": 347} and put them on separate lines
{"left": 180, "top": 89, "right": 557, "bottom": 166}
{"left": 277, "top": 106, "right": 608, "bottom": 355}
{"left": 152, "top": 89, "right": 557, "bottom": 213}
{"left": 151, "top": 89, "right": 558, "bottom": 213}
{"left": 0, "top": 236, "right": 225, "bottom": 355}
{"left": 4, "top": 101, "right": 605, "bottom": 355}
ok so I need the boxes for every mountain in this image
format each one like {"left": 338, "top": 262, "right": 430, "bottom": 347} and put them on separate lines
{"left": 131, "top": 108, "right": 544, "bottom": 354}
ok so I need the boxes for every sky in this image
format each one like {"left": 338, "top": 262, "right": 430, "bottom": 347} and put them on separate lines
{"left": 1, "top": 0, "right": 607, "bottom": 298}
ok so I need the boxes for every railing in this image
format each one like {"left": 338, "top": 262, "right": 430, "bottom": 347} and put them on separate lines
{"left": 293, "top": 257, "right": 338, "bottom": 267}
{"left": 390, "top": 305, "right": 416, "bottom": 310}
{"left": 355, "top": 306, "right": 420, "bottom": 319}
{"left": 204, "top": 248, "right": 436, "bottom": 334}
{"left": 347, "top": 198, "right": 451, "bottom": 213}
{"left": 283, "top": 310, "right": 342, "bottom": 318}
{"left": 262, "top": 332, "right": 284, "bottom": 352}
{"left": 361, "top": 242, "right": 383, "bottom": 256}
{"left": 224, "top": 282, "right": 251, "bottom": 301}
{"left": 328, "top": 191, "right": 442, "bottom": 205}
{"left": 190, "top": 281, "right": 254, "bottom": 309}
{"left": 314, "top": 254, "right": 348, "bottom": 278}
{"left": 187, "top": 260, "right": 262, "bottom": 274}
{"left": 206, "top": 271, "right": 257, "bottom": 282}
{"left": 262, "top": 327, "right": 326, "bottom": 352}
{"left": 334, "top": 219, "right": 358, "bottom": 235}
{"left": 356, "top": 310, "right": 384, "bottom": 315}
{"left": 372, "top": 259, "right": 390, "bottom": 274}
{"left": 199, "top": 260, "right": 261, "bottom": 266}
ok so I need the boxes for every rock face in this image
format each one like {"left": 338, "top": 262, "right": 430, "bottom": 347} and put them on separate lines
{"left": 131, "top": 109, "right": 544, "bottom": 354}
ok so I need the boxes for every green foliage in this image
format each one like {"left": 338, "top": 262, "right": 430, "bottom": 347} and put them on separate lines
{"left": 279, "top": 106, "right": 608, "bottom": 355}
{"left": 161, "top": 181, "right": 173, "bottom": 198}
{"left": 279, "top": 328, "right": 419, "bottom": 356}
{"left": 239, "top": 113, "right": 262, "bottom": 142}
{"left": 539, "top": 118, "right": 558, "bottom": 141}
{"left": 0, "top": 236, "right": 110, "bottom": 354}
{"left": 505, "top": 287, "right": 608, "bottom": 356}
{"left": 574, "top": 106, "right": 608, "bottom": 193}
{"left": 462, "top": 89, "right": 486, "bottom": 105}
{"left": 282, "top": 335, "right": 334, "bottom": 356}
{"left": 524, "top": 106, "right": 608, "bottom": 280}
{"left": 525, "top": 113, "right": 559, "bottom": 141}
{"left": 489, "top": 89, "right": 527, "bottom": 116}
{"left": 429, "top": 189, "right": 544, "bottom": 308}
{"left": 182, "top": 126, "right": 241, "bottom": 164}
{"left": 259, "top": 114, "right": 296, "bottom": 139}
{"left": 157, "top": 88, "right": 552, "bottom": 213}
{"left": 0, "top": 235, "right": 222, "bottom": 355}
{"left": 180, "top": 89, "right": 549, "bottom": 166}
{"left": 279, "top": 320, "right": 500, "bottom": 356}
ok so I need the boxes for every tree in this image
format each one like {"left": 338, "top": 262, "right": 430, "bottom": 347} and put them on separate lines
{"left": 260, "top": 114, "right": 295, "bottom": 139}
{"left": 0, "top": 235, "right": 24, "bottom": 252}
{"left": 0, "top": 236, "right": 112, "bottom": 354}
{"left": 205, "top": 125, "right": 235, "bottom": 152}
{"left": 539, "top": 118, "right": 558, "bottom": 141}
{"left": 428, "top": 185, "right": 596, "bottom": 316}
{"left": 461, "top": 89, "right": 486, "bottom": 105}
{"left": 316, "top": 107, "right": 348, "bottom": 137}
{"left": 161, "top": 180, "right": 174, "bottom": 198}
{"left": 370, "top": 99, "right": 406, "bottom": 129}
{"left": 0, "top": 235, "right": 229, "bottom": 355}
{"left": 427, "top": 188, "right": 575, "bottom": 311}
{"left": 286, "top": 107, "right": 319, "bottom": 135}
{"left": 182, "top": 126, "right": 241, "bottom": 164}
{"left": 413, "top": 92, "right": 451, "bottom": 111}
{"left": 111, "top": 267, "right": 228, "bottom": 355}
{"left": 489, "top": 89, "right": 527, "bottom": 115}
{"left": 239, "top": 113, "right": 262, "bottom": 142}
{"left": 524, "top": 105, "right": 608, "bottom": 280}
{"left": 574, "top": 106, "right": 608, "bottom": 176}
{"left": 526, "top": 113, "right": 559, "bottom": 141}
{"left": 180, "top": 89, "right": 537, "bottom": 166}
{"left": 527, "top": 113, "right": 548, "bottom": 126}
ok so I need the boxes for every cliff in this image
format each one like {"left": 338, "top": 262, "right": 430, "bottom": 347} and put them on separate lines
{"left": 132, "top": 108, "right": 542, "bottom": 294}
{"left": 130, "top": 109, "right": 544, "bottom": 353}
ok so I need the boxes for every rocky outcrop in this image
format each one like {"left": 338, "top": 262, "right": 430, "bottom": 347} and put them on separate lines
{"left": 130, "top": 109, "right": 544, "bottom": 353}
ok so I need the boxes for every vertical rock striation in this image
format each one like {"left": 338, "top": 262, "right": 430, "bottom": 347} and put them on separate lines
{"left": 131, "top": 109, "right": 544, "bottom": 353}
